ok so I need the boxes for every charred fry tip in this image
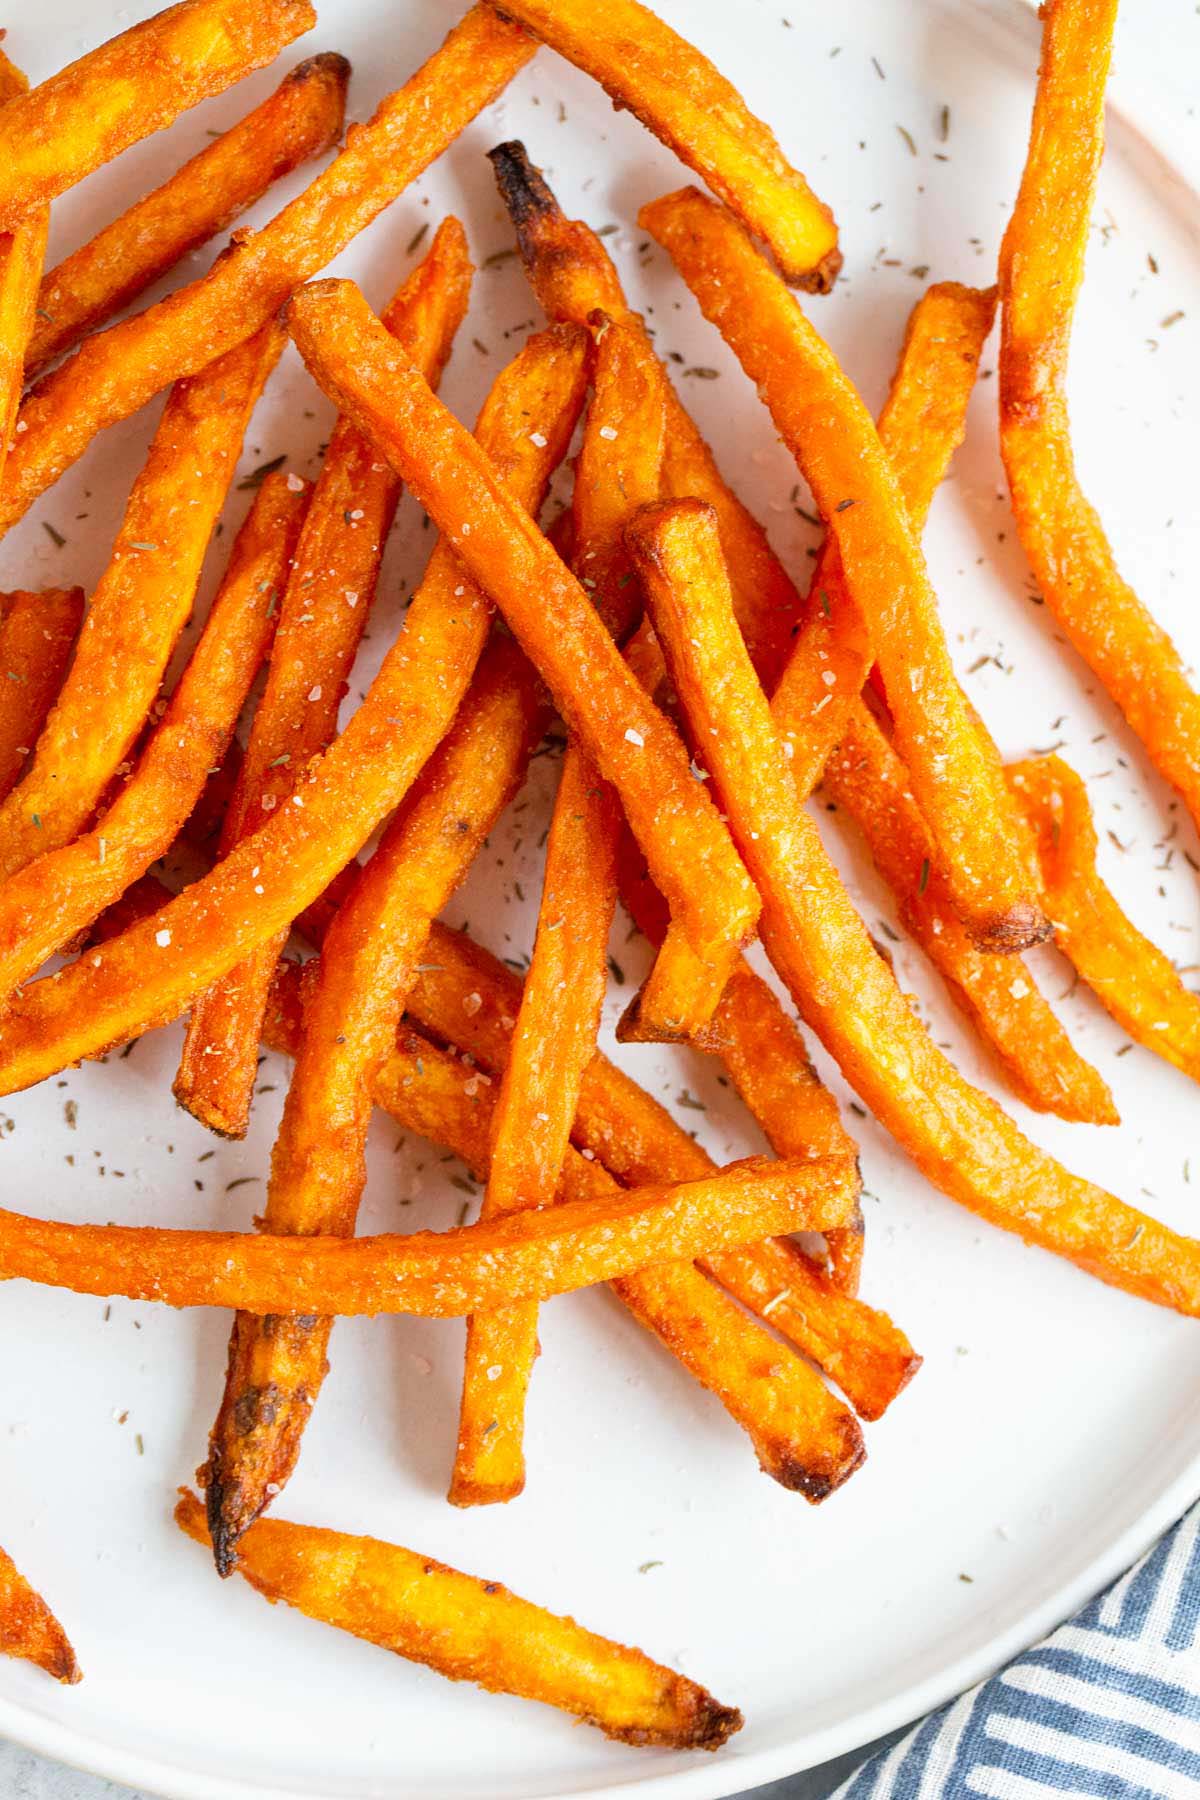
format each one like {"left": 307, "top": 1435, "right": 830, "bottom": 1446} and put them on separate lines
{"left": 487, "top": 139, "right": 557, "bottom": 230}
{"left": 286, "top": 50, "right": 353, "bottom": 87}
{"left": 971, "top": 900, "right": 1054, "bottom": 956}
{"left": 767, "top": 1415, "right": 866, "bottom": 1500}
{"left": 798, "top": 242, "right": 843, "bottom": 295}
{"left": 204, "top": 1475, "right": 246, "bottom": 1579}
{"left": 611, "top": 1694, "right": 743, "bottom": 1752}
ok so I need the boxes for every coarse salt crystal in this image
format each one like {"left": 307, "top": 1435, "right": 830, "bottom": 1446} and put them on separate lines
{"left": 344, "top": 589, "right": 358, "bottom": 607}
{"left": 463, "top": 992, "right": 482, "bottom": 1016}
{"left": 529, "top": 431, "right": 547, "bottom": 447}
{"left": 285, "top": 472, "right": 304, "bottom": 492}
{"left": 308, "top": 684, "right": 322, "bottom": 702}
{"left": 155, "top": 929, "right": 171, "bottom": 947}
{"left": 598, "top": 424, "right": 618, "bottom": 441}
{"left": 487, "top": 1365, "right": 503, "bottom": 1381}
{"left": 625, "top": 727, "right": 644, "bottom": 747}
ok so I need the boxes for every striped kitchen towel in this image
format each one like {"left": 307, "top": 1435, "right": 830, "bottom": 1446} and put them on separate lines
{"left": 834, "top": 1502, "right": 1200, "bottom": 1798}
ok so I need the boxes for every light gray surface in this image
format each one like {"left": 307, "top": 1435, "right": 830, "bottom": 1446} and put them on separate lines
{"left": 2, "top": 3, "right": 1191, "bottom": 1799}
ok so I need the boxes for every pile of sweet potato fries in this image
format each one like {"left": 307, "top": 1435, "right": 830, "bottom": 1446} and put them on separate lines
{"left": 0, "top": 0, "right": 1195, "bottom": 1752}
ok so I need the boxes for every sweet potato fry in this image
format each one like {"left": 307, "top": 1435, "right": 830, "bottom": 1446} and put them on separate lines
{"left": 203, "top": 638, "right": 547, "bottom": 1569}
{"left": 0, "top": 7, "right": 534, "bottom": 536}
{"left": 286, "top": 277, "right": 759, "bottom": 1036}
{"left": 0, "top": 0, "right": 316, "bottom": 228}
{"left": 825, "top": 706, "right": 1117, "bottom": 1123}
{"left": 488, "top": 0, "right": 838, "bottom": 290}
{"left": 451, "top": 320, "right": 663, "bottom": 1507}
{"left": 489, "top": 139, "right": 802, "bottom": 684}
{"left": 394, "top": 925, "right": 915, "bottom": 1419}
{"left": 0, "top": 325, "right": 589, "bottom": 1094}
{"left": 0, "top": 1153, "right": 861, "bottom": 1315}
{"left": 625, "top": 497, "right": 1200, "bottom": 1316}
{"left": 0, "top": 1543, "right": 79, "bottom": 1684}
{"left": 0, "top": 474, "right": 307, "bottom": 1000}
{"left": 25, "top": 53, "right": 348, "bottom": 378}
{"left": 1009, "top": 755, "right": 1200, "bottom": 1085}
{"left": 642, "top": 188, "right": 1047, "bottom": 955}
{"left": 0, "top": 588, "right": 83, "bottom": 804}
{"left": 451, "top": 746, "right": 622, "bottom": 1507}
{"left": 176, "top": 219, "right": 473, "bottom": 1138}
{"left": 999, "top": 1, "right": 1200, "bottom": 836}
{"left": 0, "top": 321, "right": 284, "bottom": 883}
{"left": 772, "top": 281, "right": 996, "bottom": 803}
{"left": 0, "top": 51, "right": 50, "bottom": 496}
{"left": 175, "top": 1489, "right": 739, "bottom": 1748}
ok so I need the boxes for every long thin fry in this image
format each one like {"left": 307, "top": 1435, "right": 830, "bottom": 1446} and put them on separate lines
{"left": 0, "top": 474, "right": 307, "bottom": 999}
{"left": 772, "top": 281, "right": 995, "bottom": 802}
{"left": 489, "top": 139, "right": 802, "bottom": 684}
{"left": 0, "top": 325, "right": 589, "bottom": 1093}
{"left": 0, "top": 1153, "right": 862, "bottom": 1316}
{"left": 1009, "top": 755, "right": 1200, "bottom": 1085}
{"left": 203, "top": 639, "right": 547, "bottom": 1571}
{"left": 0, "top": 0, "right": 316, "bottom": 228}
{"left": 642, "top": 188, "right": 1047, "bottom": 955}
{"left": 25, "top": 53, "right": 349, "bottom": 379}
{"left": 0, "top": 51, "right": 50, "bottom": 495}
{"left": 176, "top": 219, "right": 473, "bottom": 1138}
{"left": 451, "top": 319, "right": 661, "bottom": 1507}
{"left": 488, "top": 0, "right": 838, "bottom": 290}
{"left": 452, "top": 747, "right": 621, "bottom": 1507}
{"left": 0, "top": 6, "right": 534, "bottom": 535}
{"left": 825, "top": 705, "right": 1117, "bottom": 1123}
{"left": 0, "top": 322, "right": 284, "bottom": 883}
{"left": 286, "top": 277, "right": 760, "bottom": 1036}
{"left": 999, "top": 0, "right": 1200, "bottom": 835}
{"left": 0, "top": 589, "right": 83, "bottom": 804}
{"left": 0, "top": 1543, "right": 79, "bottom": 1684}
{"left": 175, "top": 1490, "right": 739, "bottom": 1749}
{"left": 625, "top": 497, "right": 1200, "bottom": 1316}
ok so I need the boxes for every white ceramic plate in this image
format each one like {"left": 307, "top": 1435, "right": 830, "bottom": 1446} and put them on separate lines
{"left": 1, "top": 1, "right": 1198, "bottom": 1796}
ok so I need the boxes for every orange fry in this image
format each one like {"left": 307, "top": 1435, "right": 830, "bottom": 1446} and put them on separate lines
{"left": 825, "top": 705, "right": 1117, "bottom": 1123}
{"left": 625, "top": 497, "right": 1200, "bottom": 1316}
{"left": 0, "top": 474, "right": 307, "bottom": 1000}
{"left": 489, "top": 139, "right": 802, "bottom": 683}
{"left": 0, "top": 1153, "right": 861, "bottom": 1316}
{"left": 0, "top": 588, "right": 83, "bottom": 804}
{"left": 1000, "top": 0, "right": 1200, "bottom": 836}
{"left": 286, "top": 277, "right": 760, "bottom": 1037}
{"left": 0, "top": 321, "right": 284, "bottom": 883}
{"left": 0, "top": 324, "right": 589, "bottom": 1094}
{"left": 1009, "top": 755, "right": 1200, "bottom": 1086}
{"left": 25, "top": 53, "right": 349, "bottom": 378}
{"left": 452, "top": 745, "right": 621, "bottom": 1507}
{"left": 0, "top": 0, "right": 316, "bottom": 228}
{"left": 203, "top": 639, "right": 547, "bottom": 1571}
{"left": 488, "top": 0, "right": 838, "bottom": 290}
{"left": 451, "top": 317, "right": 661, "bottom": 1507}
{"left": 642, "top": 188, "right": 1047, "bottom": 955}
{"left": 773, "top": 281, "right": 995, "bottom": 803}
{"left": 0, "top": 51, "right": 50, "bottom": 495}
{"left": 175, "top": 1489, "right": 740, "bottom": 1749}
{"left": 0, "top": 6, "right": 533, "bottom": 536}
{"left": 176, "top": 218, "right": 473, "bottom": 1138}
{"left": 0, "top": 1543, "right": 79, "bottom": 1684}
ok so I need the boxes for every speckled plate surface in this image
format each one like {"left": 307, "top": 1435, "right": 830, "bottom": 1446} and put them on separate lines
{"left": 0, "top": 2, "right": 1198, "bottom": 1797}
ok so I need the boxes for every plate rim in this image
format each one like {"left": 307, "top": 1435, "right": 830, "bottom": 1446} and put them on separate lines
{"left": 2, "top": 2, "right": 1198, "bottom": 1797}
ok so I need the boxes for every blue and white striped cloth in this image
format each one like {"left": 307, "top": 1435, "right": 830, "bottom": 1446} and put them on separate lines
{"left": 833, "top": 1503, "right": 1200, "bottom": 1798}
